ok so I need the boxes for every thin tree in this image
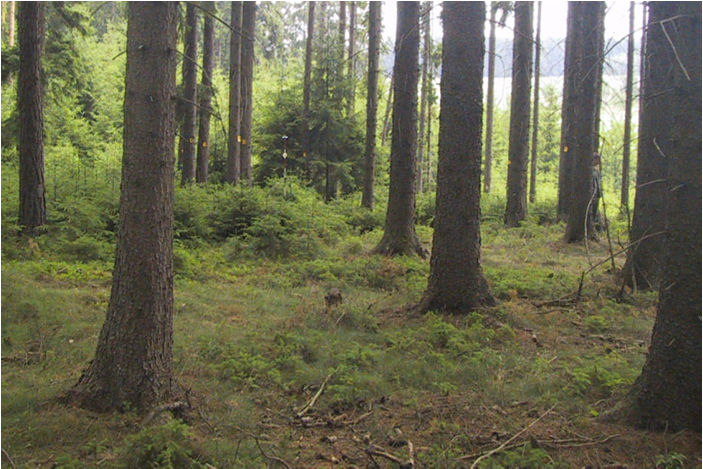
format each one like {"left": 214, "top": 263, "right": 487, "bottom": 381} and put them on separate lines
{"left": 302, "top": 1, "right": 314, "bottom": 179}
{"left": 68, "top": 2, "right": 180, "bottom": 412}
{"left": 240, "top": 1, "right": 256, "bottom": 186}
{"left": 528, "top": 1, "right": 542, "bottom": 204}
{"left": 423, "top": 8, "right": 433, "bottom": 190}
{"left": 9, "top": 1, "right": 15, "bottom": 47}
{"left": 179, "top": 3, "right": 198, "bottom": 185}
{"left": 361, "top": 1, "right": 381, "bottom": 210}
{"left": 592, "top": 3, "right": 606, "bottom": 152}
{"left": 346, "top": 1, "right": 356, "bottom": 117}
{"left": 374, "top": 1, "right": 425, "bottom": 257}
{"left": 563, "top": 2, "right": 603, "bottom": 242}
{"left": 225, "top": 2, "right": 242, "bottom": 184}
{"left": 196, "top": 3, "right": 215, "bottom": 184}
{"left": 557, "top": 5, "right": 577, "bottom": 221}
{"left": 417, "top": 2, "right": 430, "bottom": 194}
{"left": 18, "top": 1, "right": 46, "bottom": 231}
{"left": 620, "top": 1, "right": 635, "bottom": 213}
{"left": 504, "top": 1, "right": 533, "bottom": 227}
{"left": 606, "top": 2, "right": 701, "bottom": 431}
{"left": 417, "top": 1, "right": 494, "bottom": 313}
{"left": 483, "top": 2, "right": 498, "bottom": 194}
{"left": 381, "top": 70, "right": 393, "bottom": 146}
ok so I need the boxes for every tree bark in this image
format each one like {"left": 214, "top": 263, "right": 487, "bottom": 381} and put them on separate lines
{"left": 240, "top": 1, "right": 256, "bottom": 186}
{"left": 528, "top": 1, "right": 542, "bottom": 204}
{"left": 557, "top": 5, "right": 577, "bottom": 221}
{"left": 196, "top": 4, "right": 215, "bottom": 184}
{"left": 374, "top": 1, "right": 425, "bottom": 258}
{"left": 484, "top": 2, "right": 497, "bottom": 194}
{"left": 302, "top": 2, "right": 314, "bottom": 179}
{"left": 347, "top": 1, "right": 356, "bottom": 117}
{"left": 606, "top": 2, "right": 701, "bottom": 431}
{"left": 381, "top": 71, "right": 393, "bottom": 146}
{"left": 18, "top": 1, "right": 46, "bottom": 232}
{"left": 504, "top": 1, "right": 533, "bottom": 227}
{"left": 417, "top": 1, "right": 494, "bottom": 314}
{"left": 620, "top": 2, "right": 635, "bottom": 213}
{"left": 416, "top": 2, "right": 430, "bottom": 194}
{"left": 9, "top": 1, "right": 15, "bottom": 47}
{"left": 592, "top": 3, "right": 606, "bottom": 152}
{"left": 564, "top": 2, "right": 603, "bottom": 243}
{"left": 225, "top": 2, "right": 242, "bottom": 184}
{"left": 179, "top": 3, "right": 198, "bottom": 185}
{"left": 68, "top": 2, "right": 179, "bottom": 413}
{"left": 361, "top": 2, "right": 381, "bottom": 210}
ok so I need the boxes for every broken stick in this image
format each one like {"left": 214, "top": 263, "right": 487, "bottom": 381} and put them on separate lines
{"left": 296, "top": 373, "right": 333, "bottom": 418}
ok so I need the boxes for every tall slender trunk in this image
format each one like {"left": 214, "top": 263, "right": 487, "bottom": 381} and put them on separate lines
{"left": 381, "top": 71, "right": 394, "bottom": 146}
{"left": 484, "top": 3, "right": 497, "bottom": 194}
{"left": 557, "top": 5, "right": 577, "bottom": 220}
{"left": 592, "top": 3, "right": 606, "bottom": 152}
{"left": 18, "top": 1, "right": 46, "bottom": 231}
{"left": 9, "top": 1, "right": 15, "bottom": 47}
{"left": 528, "top": 1, "right": 542, "bottom": 204}
{"left": 361, "top": 2, "right": 381, "bottom": 210}
{"left": 225, "top": 2, "right": 243, "bottom": 184}
{"left": 504, "top": 2, "right": 533, "bottom": 227}
{"left": 302, "top": 2, "right": 314, "bottom": 179}
{"left": 620, "top": 1, "right": 635, "bottom": 213}
{"left": 417, "top": 2, "right": 430, "bottom": 194}
{"left": 240, "top": 2, "right": 256, "bottom": 186}
{"left": 179, "top": 4, "right": 198, "bottom": 185}
{"left": 68, "top": 2, "right": 179, "bottom": 413}
{"left": 347, "top": 1, "right": 356, "bottom": 117}
{"left": 196, "top": 5, "right": 215, "bottom": 184}
{"left": 374, "top": 1, "right": 425, "bottom": 258}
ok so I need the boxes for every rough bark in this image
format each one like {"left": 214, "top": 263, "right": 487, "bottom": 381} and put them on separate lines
{"left": 606, "top": 2, "right": 701, "bottom": 431}
{"left": 18, "top": 1, "right": 46, "bottom": 231}
{"left": 528, "top": 1, "right": 542, "bottom": 204}
{"left": 564, "top": 2, "right": 603, "bottom": 242}
{"left": 179, "top": 3, "right": 198, "bottom": 185}
{"left": 484, "top": 2, "right": 497, "bottom": 194}
{"left": 417, "top": 2, "right": 430, "bottom": 194}
{"left": 557, "top": 5, "right": 577, "bottom": 220}
{"left": 504, "top": 1, "right": 533, "bottom": 227}
{"left": 196, "top": 5, "right": 215, "bottom": 184}
{"left": 621, "top": 2, "right": 669, "bottom": 288}
{"left": 592, "top": 3, "right": 606, "bottom": 151}
{"left": 620, "top": 2, "right": 635, "bottom": 213}
{"left": 361, "top": 2, "right": 381, "bottom": 210}
{"left": 424, "top": 8, "right": 433, "bottom": 190}
{"left": 225, "top": 2, "right": 242, "bottom": 184}
{"left": 347, "top": 1, "right": 356, "bottom": 118}
{"left": 417, "top": 1, "right": 494, "bottom": 314}
{"left": 240, "top": 1, "right": 256, "bottom": 186}
{"left": 374, "top": 1, "right": 425, "bottom": 258}
{"left": 302, "top": 2, "right": 314, "bottom": 179}
{"left": 381, "top": 71, "right": 393, "bottom": 146}
{"left": 68, "top": 2, "right": 179, "bottom": 413}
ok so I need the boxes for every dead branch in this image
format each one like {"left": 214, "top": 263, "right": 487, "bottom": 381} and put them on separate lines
{"left": 543, "top": 433, "right": 621, "bottom": 449}
{"left": 366, "top": 444, "right": 416, "bottom": 468}
{"left": 254, "top": 437, "right": 292, "bottom": 469}
{"left": 2, "top": 448, "right": 17, "bottom": 469}
{"left": 296, "top": 373, "right": 333, "bottom": 418}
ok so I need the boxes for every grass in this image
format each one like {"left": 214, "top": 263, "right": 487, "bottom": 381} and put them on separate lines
{"left": 2, "top": 212, "right": 700, "bottom": 468}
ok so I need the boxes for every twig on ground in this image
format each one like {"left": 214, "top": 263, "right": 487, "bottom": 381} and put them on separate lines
{"left": 366, "top": 445, "right": 406, "bottom": 466}
{"left": 543, "top": 434, "right": 621, "bottom": 449}
{"left": 254, "top": 437, "right": 292, "bottom": 469}
{"left": 142, "top": 401, "right": 188, "bottom": 426}
{"left": 407, "top": 440, "right": 416, "bottom": 468}
{"left": 459, "top": 403, "right": 558, "bottom": 467}
{"left": 2, "top": 448, "right": 17, "bottom": 469}
{"left": 296, "top": 373, "right": 333, "bottom": 418}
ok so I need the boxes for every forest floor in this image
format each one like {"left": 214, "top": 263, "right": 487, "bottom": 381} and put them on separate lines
{"left": 2, "top": 218, "right": 701, "bottom": 468}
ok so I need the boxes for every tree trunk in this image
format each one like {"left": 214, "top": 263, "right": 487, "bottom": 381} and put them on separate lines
{"left": 416, "top": 2, "right": 430, "bottom": 194}
{"left": 417, "top": 1, "right": 494, "bottom": 314}
{"left": 592, "top": 3, "right": 606, "bottom": 152}
{"left": 484, "top": 2, "right": 497, "bottom": 194}
{"left": 179, "top": 3, "right": 198, "bottom": 185}
{"left": 347, "top": 1, "right": 356, "bottom": 117}
{"left": 361, "top": 2, "right": 381, "bottom": 210}
{"left": 18, "top": 1, "right": 46, "bottom": 232}
{"left": 504, "top": 1, "right": 533, "bottom": 227}
{"left": 240, "top": 1, "right": 256, "bottom": 186}
{"left": 557, "top": 5, "right": 577, "bottom": 221}
{"left": 225, "top": 2, "right": 242, "bottom": 184}
{"left": 606, "top": 2, "right": 701, "bottom": 431}
{"left": 564, "top": 2, "right": 603, "bottom": 242}
{"left": 620, "top": 2, "right": 635, "bottom": 213}
{"left": 424, "top": 8, "right": 433, "bottom": 190}
{"left": 9, "top": 1, "right": 15, "bottom": 47}
{"left": 68, "top": 2, "right": 179, "bottom": 413}
{"left": 528, "top": 1, "right": 542, "bottom": 204}
{"left": 621, "top": 2, "right": 668, "bottom": 289}
{"left": 196, "top": 4, "right": 215, "bottom": 184}
{"left": 374, "top": 1, "right": 425, "bottom": 258}
{"left": 302, "top": 2, "right": 314, "bottom": 179}
{"left": 381, "top": 71, "right": 393, "bottom": 146}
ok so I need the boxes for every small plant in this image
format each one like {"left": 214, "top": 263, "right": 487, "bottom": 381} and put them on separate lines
{"left": 584, "top": 315, "right": 609, "bottom": 333}
{"left": 121, "top": 420, "right": 207, "bottom": 468}
{"left": 655, "top": 452, "right": 686, "bottom": 469}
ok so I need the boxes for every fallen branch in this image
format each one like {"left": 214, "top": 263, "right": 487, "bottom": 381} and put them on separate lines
{"left": 254, "top": 437, "right": 292, "bottom": 469}
{"left": 2, "top": 448, "right": 17, "bottom": 469}
{"left": 296, "top": 373, "right": 333, "bottom": 418}
{"left": 543, "top": 433, "right": 620, "bottom": 449}
{"left": 459, "top": 403, "right": 557, "bottom": 467}
{"left": 367, "top": 444, "right": 416, "bottom": 468}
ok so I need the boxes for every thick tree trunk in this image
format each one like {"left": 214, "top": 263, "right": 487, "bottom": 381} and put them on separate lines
{"left": 374, "top": 1, "right": 425, "bottom": 258}
{"left": 528, "top": 1, "right": 542, "bottom": 204}
{"left": 417, "top": 1, "right": 494, "bottom": 314}
{"left": 302, "top": 2, "right": 314, "bottom": 179}
{"left": 179, "top": 3, "right": 198, "bottom": 185}
{"left": 18, "top": 1, "right": 46, "bottom": 232}
{"left": 68, "top": 2, "right": 179, "bottom": 413}
{"left": 225, "top": 2, "right": 242, "bottom": 184}
{"left": 557, "top": 5, "right": 577, "bottom": 221}
{"left": 564, "top": 2, "right": 603, "bottom": 242}
{"left": 620, "top": 2, "right": 635, "bottom": 213}
{"left": 606, "top": 2, "right": 701, "bottom": 431}
{"left": 361, "top": 2, "right": 381, "bottom": 210}
{"left": 484, "top": 2, "right": 497, "bottom": 194}
{"left": 196, "top": 5, "right": 215, "bottom": 184}
{"left": 504, "top": 2, "right": 533, "bottom": 227}
{"left": 416, "top": 2, "right": 430, "bottom": 194}
{"left": 240, "top": 2, "right": 256, "bottom": 186}
{"left": 621, "top": 2, "right": 668, "bottom": 289}
{"left": 347, "top": 1, "right": 356, "bottom": 117}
